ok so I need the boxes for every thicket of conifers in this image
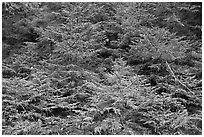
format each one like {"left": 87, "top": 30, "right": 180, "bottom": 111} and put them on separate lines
{"left": 2, "top": 2, "right": 202, "bottom": 135}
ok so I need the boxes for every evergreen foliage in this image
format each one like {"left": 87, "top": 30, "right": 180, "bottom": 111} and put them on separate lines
{"left": 2, "top": 2, "right": 202, "bottom": 135}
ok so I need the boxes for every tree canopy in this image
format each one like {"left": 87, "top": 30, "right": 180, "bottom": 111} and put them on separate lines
{"left": 2, "top": 2, "right": 202, "bottom": 135}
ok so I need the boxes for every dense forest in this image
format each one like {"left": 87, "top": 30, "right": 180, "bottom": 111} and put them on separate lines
{"left": 2, "top": 2, "right": 202, "bottom": 135}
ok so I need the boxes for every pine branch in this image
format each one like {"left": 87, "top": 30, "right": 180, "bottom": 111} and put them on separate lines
{"left": 165, "top": 60, "right": 195, "bottom": 95}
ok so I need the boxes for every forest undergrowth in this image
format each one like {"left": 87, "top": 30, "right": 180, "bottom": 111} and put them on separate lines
{"left": 2, "top": 2, "right": 202, "bottom": 135}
